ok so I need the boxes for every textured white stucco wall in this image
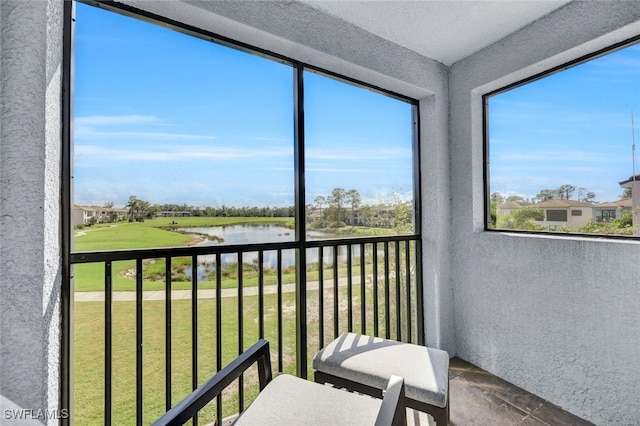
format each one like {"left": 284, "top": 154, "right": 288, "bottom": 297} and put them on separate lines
{"left": 127, "top": 0, "right": 455, "bottom": 353}
{"left": 450, "top": 2, "right": 640, "bottom": 424}
{"left": 11, "top": 0, "right": 639, "bottom": 423}
{"left": 0, "top": 0, "right": 62, "bottom": 424}
{"left": 0, "top": 0, "right": 449, "bottom": 421}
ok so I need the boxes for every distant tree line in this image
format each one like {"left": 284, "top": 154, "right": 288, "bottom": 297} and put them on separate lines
{"left": 312, "top": 188, "right": 361, "bottom": 228}
{"left": 191, "top": 205, "right": 294, "bottom": 218}
{"left": 119, "top": 195, "right": 294, "bottom": 222}
{"left": 110, "top": 189, "right": 413, "bottom": 231}
{"left": 311, "top": 187, "right": 413, "bottom": 233}
{"left": 492, "top": 183, "right": 599, "bottom": 206}
{"left": 533, "top": 184, "right": 597, "bottom": 203}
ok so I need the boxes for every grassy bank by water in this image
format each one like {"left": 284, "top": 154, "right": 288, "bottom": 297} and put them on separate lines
{"left": 73, "top": 217, "right": 295, "bottom": 292}
{"left": 74, "top": 216, "right": 294, "bottom": 252}
{"left": 72, "top": 217, "right": 394, "bottom": 292}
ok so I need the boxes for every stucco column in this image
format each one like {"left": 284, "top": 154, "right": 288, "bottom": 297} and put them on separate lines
{"left": 419, "top": 92, "right": 456, "bottom": 354}
{"left": 0, "top": 0, "right": 63, "bottom": 423}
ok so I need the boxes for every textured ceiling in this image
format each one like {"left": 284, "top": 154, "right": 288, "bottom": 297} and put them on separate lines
{"left": 300, "top": 1, "right": 572, "bottom": 65}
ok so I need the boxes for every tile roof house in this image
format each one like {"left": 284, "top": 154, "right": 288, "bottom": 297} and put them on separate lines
{"left": 593, "top": 198, "right": 633, "bottom": 222}
{"left": 532, "top": 199, "right": 594, "bottom": 230}
{"left": 497, "top": 199, "right": 594, "bottom": 231}
{"left": 497, "top": 200, "right": 529, "bottom": 214}
{"left": 619, "top": 174, "right": 640, "bottom": 235}
{"left": 72, "top": 205, "right": 128, "bottom": 227}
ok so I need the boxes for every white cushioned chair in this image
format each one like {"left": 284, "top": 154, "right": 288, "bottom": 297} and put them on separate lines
{"left": 313, "top": 333, "right": 450, "bottom": 425}
{"left": 152, "top": 339, "right": 406, "bottom": 426}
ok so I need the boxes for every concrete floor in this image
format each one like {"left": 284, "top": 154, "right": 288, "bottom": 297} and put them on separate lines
{"left": 407, "top": 357, "right": 595, "bottom": 426}
{"left": 221, "top": 357, "right": 595, "bottom": 426}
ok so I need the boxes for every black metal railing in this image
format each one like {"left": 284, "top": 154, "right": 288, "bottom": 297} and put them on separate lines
{"left": 71, "top": 235, "right": 422, "bottom": 425}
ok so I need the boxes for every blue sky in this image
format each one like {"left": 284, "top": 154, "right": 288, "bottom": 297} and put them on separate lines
{"left": 489, "top": 43, "right": 640, "bottom": 203}
{"left": 73, "top": 3, "right": 414, "bottom": 208}
{"left": 75, "top": 3, "right": 640, "bottom": 210}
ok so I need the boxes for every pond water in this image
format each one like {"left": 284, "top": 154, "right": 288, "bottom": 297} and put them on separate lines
{"left": 176, "top": 224, "right": 359, "bottom": 280}
{"left": 180, "top": 224, "right": 295, "bottom": 245}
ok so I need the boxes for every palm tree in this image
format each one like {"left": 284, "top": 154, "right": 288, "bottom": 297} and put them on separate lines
{"left": 126, "top": 196, "right": 139, "bottom": 222}
{"left": 138, "top": 200, "right": 150, "bottom": 221}
{"left": 328, "top": 188, "right": 346, "bottom": 224}
{"left": 345, "top": 189, "right": 361, "bottom": 227}
{"left": 314, "top": 195, "right": 326, "bottom": 219}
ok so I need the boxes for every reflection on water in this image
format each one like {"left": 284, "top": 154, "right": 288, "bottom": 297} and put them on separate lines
{"left": 180, "top": 224, "right": 295, "bottom": 245}
{"left": 176, "top": 224, "right": 361, "bottom": 281}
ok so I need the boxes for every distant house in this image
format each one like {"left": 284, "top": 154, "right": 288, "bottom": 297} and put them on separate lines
{"left": 155, "top": 211, "right": 192, "bottom": 218}
{"left": 73, "top": 205, "right": 127, "bottom": 227}
{"left": 619, "top": 174, "right": 639, "bottom": 235}
{"left": 344, "top": 205, "right": 412, "bottom": 228}
{"left": 593, "top": 199, "right": 632, "bottom": 222}
{"left": 497, "top": 199, "right": 594, "bottom": 231}
{"left": 497, "top": 201, "right": 531, "bottom": 217}
{"left": 532, "top": 199, "right": 594, "bottom": 230}
{"left": 345, "top": 206, "right": 389, "bottom": 226}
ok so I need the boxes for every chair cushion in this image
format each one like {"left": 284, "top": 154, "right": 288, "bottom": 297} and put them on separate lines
{"left": 313, "top": 333, "right": 449, "bottom": 408}
{"left": 234, "top": 374, "right": 382, "bottom": 425}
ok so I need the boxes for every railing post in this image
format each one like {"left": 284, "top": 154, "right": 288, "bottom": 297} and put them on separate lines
{"left": 415, "top": 240, "right": 425, "bottom": 346}
{"left": 215, "top": 252, "right": 223, "bottom": 426}
{"left": 238, "top": 254, "right": 244, "bottom": 412}
{"left": 136, "top": 259, "right": 143, "bottom": 426}
{"left": 395, "top": 241, "right": 402, "bottom": 341}
{"left": 373, "top": 242, "right": 380, "bottom": 337}
{"left": 105, "top": 261, "right": 113, "bottom": 425}
{"left": 347, "top": 244, "right": 353, "bottom": 332}
{"left": 318, "top": 246, "right": 325, "bottom": 349}
{"left": 277, "top": 249, "right": 284, "bottom": 373}
{"left": 191, "top": 254, "right": 199, "bottom": 425}
{"left": 360, "top": 243, "right": 366, "bottom": 335}
{"left": 164, "top": 257, "right": 172, "bottom": 412}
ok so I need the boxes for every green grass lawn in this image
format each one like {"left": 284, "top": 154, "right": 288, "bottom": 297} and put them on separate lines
{"left": 74, "top": 217, "right": 295, "bottom": 292}
{"left": 74, "top": 292, "right": 299, "bottom": 425}
{"left": 74, "top": 216, "right": 295, "bottom": 252}
{"left": 72, "top": 217, "right": 398, "bottom": 292}
{"left": 73, "top": 267, "right": 419, "bottom": 424}
{"left": 74, "top": 218, "right": 388, "bottom": 292}
{"left": 72, "top": 217, "right": 418, "bottom": 422}
{"left": 73, "top": 260, "right": 306, "bottom": 293}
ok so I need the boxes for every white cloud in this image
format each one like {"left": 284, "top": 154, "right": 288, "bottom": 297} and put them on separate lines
{"left": 75, "top": 115, "right": 162, "bottom": 126}
{"left": 305, "top": 147, "right": 411, "bottom": 161}
{"left": 306, "top": 167, "right": 374, "bottom": 173}
{"left": 75, "top": 114, "right": 218, "bottom": 142}
{"left": 74, "top": 144, "right": 291, "bottom": 163}
{"left": 494, "top": 150, "right": 627, "bottom": 164}
{"left": 251, "top": 136, "right": 292, "bottom": 143}
{"left": 75, "top": 128, "right": 218, "bottom": 141}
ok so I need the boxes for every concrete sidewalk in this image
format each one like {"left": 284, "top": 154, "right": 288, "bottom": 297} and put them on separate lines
{"left": 74, "top": 283, "right": 297, "bottom": 302}
{"left": 74, "top": 278, "right": 356, "bottom": 302}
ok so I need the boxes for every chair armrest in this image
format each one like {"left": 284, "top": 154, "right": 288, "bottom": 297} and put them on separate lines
{"left": 375, "top": 375, "right": 405, "bottom": 426}
{"left": 152, "top": 339, "right": 273, "bottom": 426}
